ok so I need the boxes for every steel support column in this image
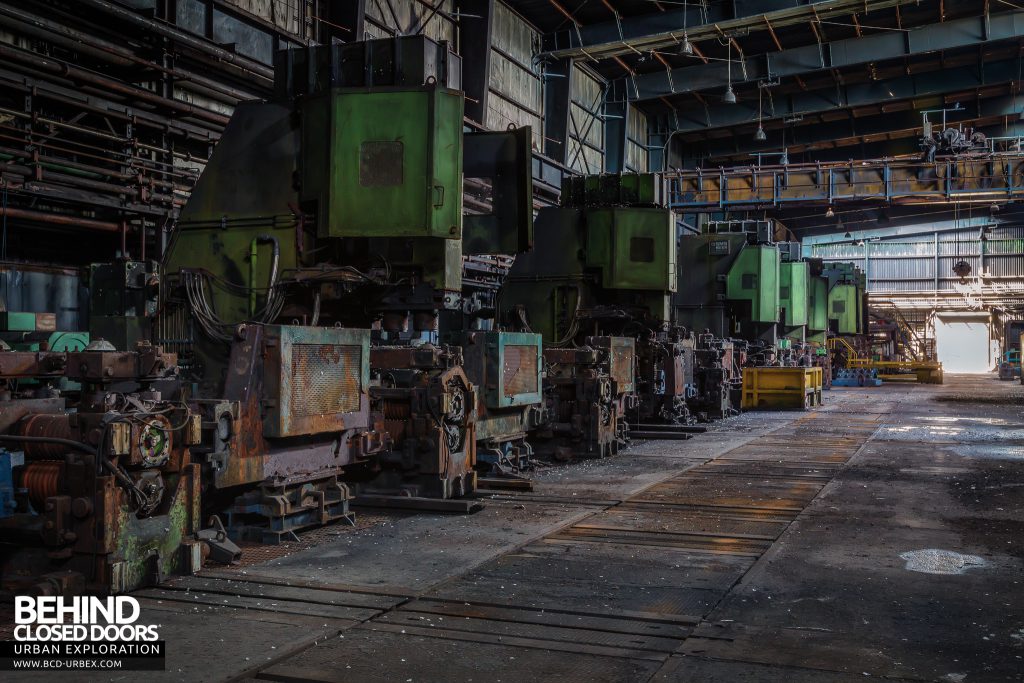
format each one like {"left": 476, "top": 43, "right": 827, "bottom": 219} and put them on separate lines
{"left": 604, "top": 98, "right": 629, "bottom": 173}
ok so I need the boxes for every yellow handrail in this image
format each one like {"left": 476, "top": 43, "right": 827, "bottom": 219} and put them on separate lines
{"left": 827, "top": 336, "right": 860, "bottom": 360}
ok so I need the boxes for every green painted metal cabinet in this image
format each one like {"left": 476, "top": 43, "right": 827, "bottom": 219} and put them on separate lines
{"left": 828, "top": 283, "right": 862, "bottom": 335}
{"left": 725, "top": 245, "right": 781, "bottom": 323}
{"left": 585, "top": 208, "right": 676, "bottom": 292}
{"left": 779, "top": 260, "right": 809, "bottom": 327}
{"left": 808, "top": 276, "right": 829, "bottom": 334}
{"left": 301, "top": 87, "right": 464, "bottom": 240}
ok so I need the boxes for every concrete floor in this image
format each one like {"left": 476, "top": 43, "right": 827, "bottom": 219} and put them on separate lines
{"left": 10, "top": 374, "right": 1024, "bottom": 682}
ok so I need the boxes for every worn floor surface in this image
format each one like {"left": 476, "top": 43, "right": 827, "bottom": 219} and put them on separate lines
{"left": 10, "top": 374, "right": 1024, "bottom": 682}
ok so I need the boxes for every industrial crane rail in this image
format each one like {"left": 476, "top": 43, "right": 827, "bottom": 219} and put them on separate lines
{"left": 665, "top": 152, "right": 1024, "bottom": 210}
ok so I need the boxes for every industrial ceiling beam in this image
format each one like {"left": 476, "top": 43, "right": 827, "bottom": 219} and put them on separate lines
{"left": 685, "top": 92, "right": 1024, "bottom": 162}
{"left": 541, "top": 0, "right": 912, "bottom": 60}
{"left": 625, "top": 10, "right": 1023, "bottom": 102}
{"left": 648, "top": 53, "right": 1021, "bottom": 135}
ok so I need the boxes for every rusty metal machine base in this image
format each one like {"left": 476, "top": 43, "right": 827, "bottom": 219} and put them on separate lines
{"left": 224, "top": 473, "right": 356, "bottom": 545}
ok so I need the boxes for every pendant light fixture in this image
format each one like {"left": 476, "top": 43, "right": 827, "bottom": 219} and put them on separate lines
{"left": 679, "top": 0, "right": 694, "bottom": 55}
{"left": 722, "top": 39, "right": 736, "bottom": 104}
{"left": 754, "top": 83, "right": 766, "bottom": 140}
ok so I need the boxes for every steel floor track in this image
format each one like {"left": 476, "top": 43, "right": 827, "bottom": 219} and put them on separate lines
{"left": 140, "top": 406, "right": 886, "bottom": 683}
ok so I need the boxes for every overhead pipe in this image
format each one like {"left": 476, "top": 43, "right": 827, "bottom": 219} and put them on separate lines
{"left": 0, "top": 206, "right": 121, "bottom": 233}
{"left": 0, "top": 6, "right": 134, "bottom": 67}
{"left": 0, "top": 160, "right": 175, "bottom": 206}
{"left": 0, "top": 5, "right": 261, "bottom": 104}
{"left": 70, "top": 0, "right": 275, "bottom": 82}
{"left": 0, "top": 42, "right": 230, "bottom": 127}
{"left": 0, "top": 65, "right": 225, "bottom": 142}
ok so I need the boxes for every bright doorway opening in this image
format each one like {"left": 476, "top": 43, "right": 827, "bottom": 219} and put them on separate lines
{"left": 934, "top": 312, "right": 992, "bottom": 373}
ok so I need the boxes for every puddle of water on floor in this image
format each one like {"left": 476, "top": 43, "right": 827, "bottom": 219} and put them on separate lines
{"left": 951, "top": 444, "right": 1024, "bottom": 460}
{"left": 899, "top": 549, "right": 987, "bottom": 575}
{"left": 921, "top": 416, "right": 1014, "bottom": 426}
{"left": 876, "top": 425, "right": 1024, "bottom": 442}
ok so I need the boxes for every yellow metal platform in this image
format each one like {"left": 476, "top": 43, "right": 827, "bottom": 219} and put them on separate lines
{"left": 828, "top": 337, "right": 944, "bottom": 384}
{"left": 741, "top": 367, "right": 823, "bottom": 411}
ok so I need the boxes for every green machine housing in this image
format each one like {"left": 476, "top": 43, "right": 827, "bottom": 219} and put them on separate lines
{"left": 163, "top": 35, "right": 468, "bottom": 391}
{"left": 675, "top": 221, "right": 781, "bottom": 345}
{"left": 806, "top": 259, "right": 831, "bottom": 343}
{"left": 822, "top": 262, "right": 868, "bottom": 335}
{"left": 287, "top": 36, "right": 465, "bottom": 329}
{"left": 777, "top": 243, "right": 809, "bottom": 341}
{"left": 502, "top": 175, "right": 676, "bottom": 343}
{"left": 449, "top": 129, "right": 542, "bottom": 475}
{"left": 298, "top": 85, "right": 463, "bottom": 298}
{"left": 160, "top": 36, "right": 471, "bottom": 532}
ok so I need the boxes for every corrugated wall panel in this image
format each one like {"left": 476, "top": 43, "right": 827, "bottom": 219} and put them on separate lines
{"left": 568, "top": 66, "right": 604, "bottom": 174}
{"left": 488, "top": 2, "right": 543, "bottom": 150}
{"left": 813, "top": 225, "right": 1024, "bottom": 295}
{"left": 625, "top": 105, "right": 649, "bottom": 172}
{"left": 223, "top": 0, "right": 303, "bottom": 35}
{"left": 364, "top": 0, "right": 455, "bottom": 42}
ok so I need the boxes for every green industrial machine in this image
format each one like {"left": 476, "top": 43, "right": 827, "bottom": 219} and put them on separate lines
{"left": 502, "top": 173, "right": 685, "bottom": 452}
{"left": 502, "top": 182, "right": 676, "bottom": 343}
{"left": 674, "top": 221, "right": 831, "bottom": 407}
{"left": 161, "top": 35, "right": 481, "bottom": 537}
{"left": 0, "top": 312, "right": 56, "bottom": 341}
{"left": 675, "top": 220, "right": 781, "bottom": 349}
{"left": 806, "top": 259, "right": 831, "bottom": 343}
{"left": 456, "top": 330, "right": 544, "bottom": 475}
{"left": 778, "top": 244, "right": 809, "bottom": 339}
{"left": 447, "top": 127, "right": 545, "bottom": 478}
{"left": 822, "top": 262, "right": 868, "bottom": 335}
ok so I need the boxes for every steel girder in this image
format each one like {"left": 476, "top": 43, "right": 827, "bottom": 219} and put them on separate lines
{"left": 649, "top": 55, "right": 1022, "bottom": 136}
{"left": 624, "top": 11, "right": 1024, "bottom": 103}
{"left": 685, "top": 92, "right": 1024, "bottom": 163}
{"left": 540, "top": 0, "right": 909, "bottom": 60}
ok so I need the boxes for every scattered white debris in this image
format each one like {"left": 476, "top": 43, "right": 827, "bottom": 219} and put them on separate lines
{"left": 899, "top": 549, "right": 987, "bottom": 575}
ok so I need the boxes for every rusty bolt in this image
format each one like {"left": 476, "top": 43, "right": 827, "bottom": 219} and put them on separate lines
{"left": 71, "top": 497, "right": 93, "bottom": 518}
